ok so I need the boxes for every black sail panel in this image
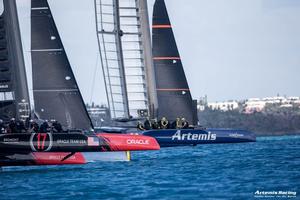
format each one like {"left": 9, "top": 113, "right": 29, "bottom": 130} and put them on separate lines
{"left": 0, "top": 0, "right": 30, "bottom": 122}
{"left": 152, "top": 0, "right": 198, "bottom": 125}
{"left": 31, "top": 0, "right": 92, "bottom": 130}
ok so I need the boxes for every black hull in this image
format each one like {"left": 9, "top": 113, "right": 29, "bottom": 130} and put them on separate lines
{"left": 0, "top": 132, "right": 110, "bottom": 153}
{"left": 0, "top": 132, "right": 160, "bottom": 154}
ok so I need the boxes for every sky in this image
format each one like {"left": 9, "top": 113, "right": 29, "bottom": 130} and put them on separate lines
{"left": 15, "top": 0, "right": 300, "bottom": 105}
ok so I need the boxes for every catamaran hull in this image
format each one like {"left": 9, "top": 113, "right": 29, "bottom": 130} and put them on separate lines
{"left": 0, "top": 132, "right": 159, "bottom": 166}
{"left": 141, "top": 128, "right": 256, "bottom": 147}
{"left": 0, "top": 152, "right": 132, "bottom": 167}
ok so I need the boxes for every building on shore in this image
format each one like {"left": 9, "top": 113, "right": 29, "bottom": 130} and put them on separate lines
{"left": 198, "top": 95, "right": 300, "bottom": 114}
{"left": 244, "top": 98, "right": 266, "bottom": 114}
{"left": 207, "top": 101, "right": 239, "bottom": 112}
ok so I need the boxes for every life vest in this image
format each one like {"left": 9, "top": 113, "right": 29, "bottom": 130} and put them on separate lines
{"left": 160, "top": 119, "right": 169, "bottom": 129}
{"left": 137, "top": 122, "right": 145, "bottom": 130}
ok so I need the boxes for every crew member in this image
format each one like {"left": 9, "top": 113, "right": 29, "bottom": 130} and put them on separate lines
{"left": 170, "top": 118, "right": 177, "bottom": 129}
{"left": 171, "top": 118, "right": 181, "bottom": 129}
{"left": 39, "top": 120, "right": 49, "bottom": 133}
{"left": 50, "top": 119, "right": 55, "bottom": 132}
{"left": 0, "top": 119, "right": 5, "bottom": 134}
{"left": 29, "top": 119, "right": 39, "bottom": 133}
{"left": 181, "top": 118, "right": 189, "bottom": 129}
{"left": 151, "top": 118, "right": 159, "bottom": 129}
{"left": 52, "top": 120, "right": 63, "bottom": 133}
{"left": 16, "top": 120, "right": 26, "bottom": 133}
{"left": 137, "top": 121, "right": 145, "bottom": 130}
{"left": 144, "top": 118, "right": 152, "bottom": 130}
{"left": 159, "top": 117, "right": 169, "bottom": 129}
{"left": 8, "top": 118, "right": 18, "bottom": 133}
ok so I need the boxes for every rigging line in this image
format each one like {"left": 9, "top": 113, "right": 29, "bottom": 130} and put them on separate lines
{"left": 24, "top": 46, "right": 35, "bottom": 111}
{"left": 89, "top": 53, "right": 100, "bottom": 105}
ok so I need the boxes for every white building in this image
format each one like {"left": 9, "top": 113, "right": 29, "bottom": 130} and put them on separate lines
{"left": 293, "top": 100, "right": 300, "bottom": 104}
{"left": 244, "top": 98, "right": 266, "bottom": 114}
{"left": 202, "top": 96, "right": 300, "bottom": 113}
{"left": 207, "top": 101, "right": 239, "bottom": 111}
{"left": 262, "top": 96, "right": 286, "bottom": 104}
{"left": 287, "top": 96, "right": 300, "bottom": 101}
{"left": 197, "top": 104, "right": 206, "bottom": 111}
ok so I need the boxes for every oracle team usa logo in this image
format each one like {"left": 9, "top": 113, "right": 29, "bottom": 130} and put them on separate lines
{"left": 30, "top": 132, "right": 53, "bottom": 152}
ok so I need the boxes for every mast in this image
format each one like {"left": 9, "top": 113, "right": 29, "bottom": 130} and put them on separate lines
{"left": 138, "top": 0, "right": 158, "bottom": 118}
{"left": 0, "top": 0, "right": 30, "bottom": 122}
{"left": 152, "top": 0, "right": 198, "bottom": 125}
{"left": 31, "top": 0, "right": 93, "bottom": 130}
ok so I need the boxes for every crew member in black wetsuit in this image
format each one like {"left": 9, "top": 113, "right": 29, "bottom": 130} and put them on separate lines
{"left": 29, "top": 120, "right": 39, "bottom": 133}
{"left": 152, "top": 118, "right": 159, "bottom": 129}
{"left": 181, "top": 118, "right": 189, "bottom": 129}
{"left": 52, "top": 120, "right": 63, "bottom": 133}
{"left": 0, "top": 119, "right": 5, "bottom": 134}
{"left": 144, "top": 118, "right": 152, "bottom": 130}
{"left": 159, "top": 117, "right": 170, "bottom": 129}
{"left": 16, "top": 120, "right": 27, "bottom": 133}
{"left": 8, "top": 118, "right": 18, "bottom": 133}
{"left": 171, "top": 118, "right": 181, "bottom": 129}
{"left": 39, "top": 120, "right": 49, "bottom": 133}
{"left": 137, "top": 121, "right": 145, "bottom": 131}
{"left": 170, "top": 118, "right": 177, "bottom": 129}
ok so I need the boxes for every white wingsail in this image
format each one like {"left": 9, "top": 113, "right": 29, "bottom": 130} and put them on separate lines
{"left": 95, "top": 0, "right": 151, "bottom": 119}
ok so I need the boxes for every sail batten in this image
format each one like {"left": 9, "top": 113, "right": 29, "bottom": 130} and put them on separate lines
{"left": 31, "top": 0, "right": 93, "bottom": 130}
{"left": 152, "top": 0, "right": 198, "bottom": 125}
{"left": 31, "top": 7, "right": 49, "bottom": 10}
{"left": 31, "top": 49, "right": 63, "bottom": 52}
{"left": 34, "top": 89, "right": 79, "bottom": 92}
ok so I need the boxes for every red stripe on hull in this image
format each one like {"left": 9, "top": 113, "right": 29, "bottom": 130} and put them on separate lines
{"left": 33, "top": 152, "right": 86, "bottom": 165}
{"left": 97, "top": 134, "right": 160, "bottom": 151}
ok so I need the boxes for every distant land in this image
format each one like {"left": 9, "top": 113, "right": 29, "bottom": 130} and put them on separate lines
{"left": 87, "top": 95, "right": 300, "bottom": 136}
{"left": 198, "top": 96, "right": 300, "bottom": 136}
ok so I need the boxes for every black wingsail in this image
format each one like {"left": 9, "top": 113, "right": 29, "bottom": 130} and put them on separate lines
{"left": 31, "top": 0, "right": 93, "bottom": 130}
{"left": 152, "top": 0, "right": 198, "bottom": 125}
{"left": 0, "top": 0, "right": 30, "bottom": 122}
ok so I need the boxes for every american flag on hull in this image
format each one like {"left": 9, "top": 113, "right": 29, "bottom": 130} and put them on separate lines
{"left": 88, "top": 137, "right": 99, "bottom": 146}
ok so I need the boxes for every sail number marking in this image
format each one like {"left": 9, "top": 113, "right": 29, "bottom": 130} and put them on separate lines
{"left": 30, "top": 132, "right": 53, "bottom": 152}
{"left": 37, "top": 133, "right": 47, "bottom": 150}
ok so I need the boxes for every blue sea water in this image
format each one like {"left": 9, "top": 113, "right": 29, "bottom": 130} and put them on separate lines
{"left": 0, "top": 135, "right": 299, "bottom": 200}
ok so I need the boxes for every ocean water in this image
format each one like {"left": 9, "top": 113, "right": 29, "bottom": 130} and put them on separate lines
{"left": 0, "top": 135, "right": 299, "bottom": 200}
